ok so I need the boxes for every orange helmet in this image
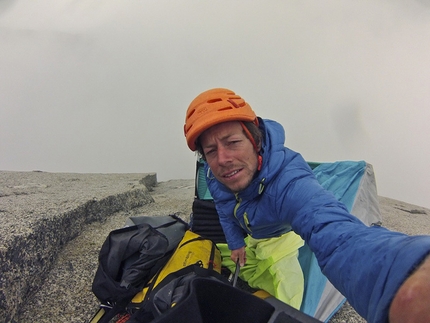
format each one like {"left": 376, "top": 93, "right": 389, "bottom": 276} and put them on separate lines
{"left": 184, "top": 88, "right": 258, "bottom": 151}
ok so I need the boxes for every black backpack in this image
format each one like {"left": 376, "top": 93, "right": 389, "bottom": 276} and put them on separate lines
{"left": 90, "top": 215, "right": 188, "bottom": 323}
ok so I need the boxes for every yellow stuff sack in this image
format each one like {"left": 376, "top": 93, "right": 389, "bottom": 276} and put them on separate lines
{"left": 129, "top": 230, "right": 222, "bottom": 307}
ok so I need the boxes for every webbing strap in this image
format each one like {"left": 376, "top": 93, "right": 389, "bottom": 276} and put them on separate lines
{"left": 89, "top": 305, "right": 122, "bottom": 323}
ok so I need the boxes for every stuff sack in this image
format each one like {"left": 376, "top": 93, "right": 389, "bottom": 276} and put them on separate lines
{"left": 90, "top": 215, "right": 188, "bottom": 323}
{"left": 126, "top": 230, "right": 222, "bottom": 320}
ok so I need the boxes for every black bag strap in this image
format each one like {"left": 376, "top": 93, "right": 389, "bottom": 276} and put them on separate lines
{"left": 89, "top": 303, "right": 126, "bottom": 323}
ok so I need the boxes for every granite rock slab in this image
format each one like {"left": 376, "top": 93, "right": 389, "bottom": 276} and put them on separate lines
{"left": 0, "top": 171, "right": 156, "bottom": 323}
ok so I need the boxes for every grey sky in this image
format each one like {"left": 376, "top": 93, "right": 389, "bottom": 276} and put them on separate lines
{"left": 1, "top": 0, "right": 429, "bottom": 208}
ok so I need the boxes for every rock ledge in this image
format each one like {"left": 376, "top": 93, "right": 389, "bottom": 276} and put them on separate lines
{"left": 0, "top": 171, "right": 157, "bottom": 323}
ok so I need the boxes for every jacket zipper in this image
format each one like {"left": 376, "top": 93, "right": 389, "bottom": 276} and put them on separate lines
{"left": 234, "top": 193, "right": 251, "bottom": 234}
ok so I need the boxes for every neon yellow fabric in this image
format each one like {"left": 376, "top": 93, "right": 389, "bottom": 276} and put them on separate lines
{"left": 218, "top": 231, "right": 305, "bottom": 309}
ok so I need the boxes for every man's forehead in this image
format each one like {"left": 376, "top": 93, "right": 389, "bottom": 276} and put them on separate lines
{"left": 200, "top": 121, "right": 243, "bottom": 144}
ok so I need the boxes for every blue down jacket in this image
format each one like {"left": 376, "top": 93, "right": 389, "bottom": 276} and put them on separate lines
{"left": 205, "top": 118, "right": 430, "bottom": 323}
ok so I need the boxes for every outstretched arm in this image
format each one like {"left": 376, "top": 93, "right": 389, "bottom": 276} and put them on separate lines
{"left": 284, "top": 175, "right": 430, "bottom": 323}
{"left": 389, "top": 255, "right": 430, "bottom": 323}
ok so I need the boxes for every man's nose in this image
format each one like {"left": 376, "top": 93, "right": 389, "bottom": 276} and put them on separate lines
{"left": 217, "top": 146, "right": 232, "bottom": 165}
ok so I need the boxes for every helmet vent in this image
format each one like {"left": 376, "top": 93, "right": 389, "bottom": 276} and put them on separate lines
{"left": 187, "top": 109, "right": 196, "bottom": 119}
{"left": 227, "top": 98, "right": 241, "bottom": 109}
{"left": 207, "top": 98, "right": 222, "bottom": 103}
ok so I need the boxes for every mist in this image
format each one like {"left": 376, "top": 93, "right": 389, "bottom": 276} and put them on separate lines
{"left": 1, "top": 0, "right": 429, "bottom": 209}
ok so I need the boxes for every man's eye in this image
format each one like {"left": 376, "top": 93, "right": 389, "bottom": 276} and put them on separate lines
{"left": 205, "top": 149, "right": 216, "bottom": 156}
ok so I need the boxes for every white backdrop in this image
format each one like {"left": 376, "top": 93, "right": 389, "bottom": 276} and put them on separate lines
{"left": 1, "top": 0, "right": 429, "bottom": 208}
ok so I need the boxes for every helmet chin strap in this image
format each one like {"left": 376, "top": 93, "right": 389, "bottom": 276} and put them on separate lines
{"left": 239, "top": 122, "right": 263, "bottom": 171}
{"left": 257, "top": 155, "right": 263, "bottom": 171}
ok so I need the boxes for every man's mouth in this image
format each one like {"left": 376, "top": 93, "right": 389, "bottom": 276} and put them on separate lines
{"left": 224, "top": 169, "right": 240, "bottom": 178}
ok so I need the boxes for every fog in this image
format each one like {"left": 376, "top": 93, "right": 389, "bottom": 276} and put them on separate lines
{"left": 1, "top": 0, "right": 429, "bottom": 208}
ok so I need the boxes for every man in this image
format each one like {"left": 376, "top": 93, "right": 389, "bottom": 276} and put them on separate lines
{"left": 183, "top": 88, "right": 430, "bottom": 323}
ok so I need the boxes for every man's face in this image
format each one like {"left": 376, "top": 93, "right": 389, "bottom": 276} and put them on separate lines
{"left": 200, "top": 121, "right": 259, "bottom": 193}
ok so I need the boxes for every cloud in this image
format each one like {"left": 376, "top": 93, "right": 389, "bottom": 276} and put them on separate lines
{"left": 1, "top": 0, "right": 429, "bottom": 208}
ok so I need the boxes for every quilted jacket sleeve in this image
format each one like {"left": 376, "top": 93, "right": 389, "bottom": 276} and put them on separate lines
{"left": 281, "top": 170, "right": 430, "bottom": 323}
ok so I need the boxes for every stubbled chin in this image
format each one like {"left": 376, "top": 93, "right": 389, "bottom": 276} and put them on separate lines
{"left": 216, "top": 170, "right": 248, "bottom": 192}
{"left": 218, "top": 177, "right": 238, "bottom": 192}
{"left": 223, "top": 179, "right": 248, "bottom": 193}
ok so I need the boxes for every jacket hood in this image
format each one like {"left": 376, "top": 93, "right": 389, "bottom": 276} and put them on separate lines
{"left": 256, "top": 118, "right": 287, "bottom": 186}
